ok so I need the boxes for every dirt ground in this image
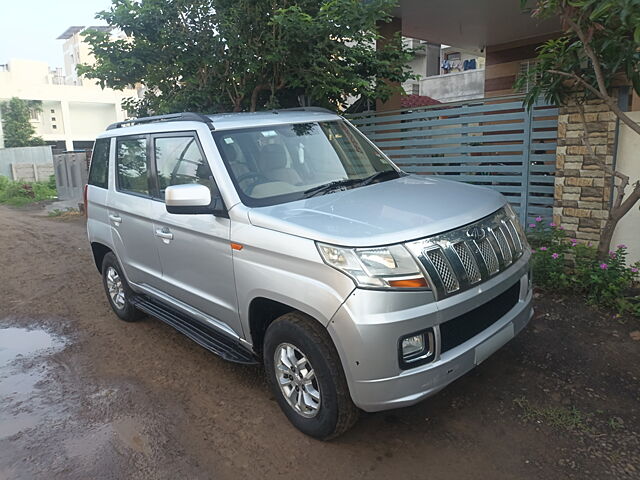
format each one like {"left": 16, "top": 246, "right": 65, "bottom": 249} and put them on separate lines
{"left": 0, "top": 204, "right": 639, "bottom": 480}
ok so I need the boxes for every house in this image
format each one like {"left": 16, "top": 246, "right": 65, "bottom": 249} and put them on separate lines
{"left": 357, "top": 0, "right": 640, "bottom": 261}
{"left": 0, "top": 26, "right": 138, "bottom": 151}
{"left": 403, "top": 38, "right": 485, "bottom": 104}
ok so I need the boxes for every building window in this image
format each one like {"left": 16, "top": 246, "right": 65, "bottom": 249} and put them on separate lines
{"left": 52, "top": 125, "right": 57, "bottom": 129}
{"left": 517, "top": 60, "right": 541, "bottom": 93}
{"left": 28, "top": 109, "right": 40, "bottom": 121}
{"left": 51, "top": 117, "right": 56, "bottom": 121}
{"left": 50, "top": 109, "right": 55, "bottom": 114}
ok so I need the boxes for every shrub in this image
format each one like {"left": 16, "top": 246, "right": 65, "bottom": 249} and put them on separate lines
{"left": 526, "top": 216, "right": 640, "bottom": 317}
{"left": 0, "top": 175, "right": 57, "bottom": 206}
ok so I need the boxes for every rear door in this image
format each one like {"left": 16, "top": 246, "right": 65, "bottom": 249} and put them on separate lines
{"left": 108, "top": 134, "right": 163, "bottom": 288}
{"left": 148, "top": 132, "right": 242, "bottom": 337}
{"left": 86, "top": 137, "right": 112, "bottom": 250}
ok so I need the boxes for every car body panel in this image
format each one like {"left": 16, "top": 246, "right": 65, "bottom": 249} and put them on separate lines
{"left": 248, "top": 175, "right": 506, "bottom": 247}
{"left": 149, "top": 200, "right": 244, "bottom": 338}
{"left": 327, "top": 253, "right": 532, "bottom": 411}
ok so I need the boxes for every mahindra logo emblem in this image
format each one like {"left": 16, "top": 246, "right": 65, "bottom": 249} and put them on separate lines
{"left": 466, "top": 226, "right": 486, "bottom": 241}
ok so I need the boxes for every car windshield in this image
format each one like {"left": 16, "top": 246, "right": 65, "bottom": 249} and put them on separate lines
{"left": 212, "top": 120, "right": 401, "bottom": 207}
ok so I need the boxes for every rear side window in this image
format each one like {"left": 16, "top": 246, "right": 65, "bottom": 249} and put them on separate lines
{"left": 88, "top": 138, "right": 110, "bottom": 189}
{"left": 116, "top": 137, "right": 149, "bottom": 196}
{"left": 154, "top": 135, "right": 214, "bottom": 199}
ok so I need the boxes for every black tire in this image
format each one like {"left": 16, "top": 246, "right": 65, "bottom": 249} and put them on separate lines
{"left": 263, "top": 311, "right": 359, "bottom": 440}
{"left": 101, "top": 252, "right": 144, "bottom": 322}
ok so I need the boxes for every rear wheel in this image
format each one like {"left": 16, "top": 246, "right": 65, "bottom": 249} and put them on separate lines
{"left": 101, "top": 252, "right": 143, "bottom": 322}
{"left": 263, "top": 311, "right": 358, "bottom": 440}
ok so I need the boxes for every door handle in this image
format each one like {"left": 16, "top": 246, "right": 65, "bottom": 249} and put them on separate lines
{"left": 155, "top": 227, "right": 174, "bottom": 242}
{"left": 109, "top": 213, "right": 122, "bottom": 224}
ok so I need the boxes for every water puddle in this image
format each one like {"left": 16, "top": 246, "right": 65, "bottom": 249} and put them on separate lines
{"left": 0, "top": 327, "right": 62, "bottom": 365}
{"left": 0, "top": 326, "right": 65, "bottom": 440}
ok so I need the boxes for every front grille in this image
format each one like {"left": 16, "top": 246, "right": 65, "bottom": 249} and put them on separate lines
{"left": 440, "top": 281, "right": 521, "bottom": 353}
{"left": 406, "top": 207, "right": 527, "bottom": 299}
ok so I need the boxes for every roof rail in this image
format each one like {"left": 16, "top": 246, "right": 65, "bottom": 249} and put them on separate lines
{"left": 106, "top": 112, "right": 214, "bottom": 131}
{"left": 276, "top": 107, "right": 336, "bottom": 115}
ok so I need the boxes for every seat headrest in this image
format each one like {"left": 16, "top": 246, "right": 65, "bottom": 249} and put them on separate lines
{"left": 260, "top": 143, "right": 288, "bottom": 171}
{"left": 220, "top": 142, "right": 237, "bottom": 163}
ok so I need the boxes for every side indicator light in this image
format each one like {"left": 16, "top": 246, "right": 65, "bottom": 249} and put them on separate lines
{"left": 388, "top": 277, "right": 429, "bottom": 289}
{"left": 231, "top": 243, "right": 243, "bottom": 251}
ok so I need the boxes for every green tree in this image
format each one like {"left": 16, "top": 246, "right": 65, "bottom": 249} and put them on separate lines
{"left": 78, "top": 0, "right": 413, "bottom": 114}
{"left": 0, "top": 97, "right": 45, "bottom": 148}
{"left": 516, "top": 0, "right": 640, "bottom": 260}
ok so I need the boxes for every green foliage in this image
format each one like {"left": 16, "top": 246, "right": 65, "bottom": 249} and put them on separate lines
{"left": 79, "top": 0, "right": 414, "bottom": 115}
{"left": 0, "top": 97, "right": 46, "bottom": 148}
{"left": 513, "top": 396, "right": 593, "bottom": 433}
{"left": 0, "top": 175, "right": 57, "bottom": 206}
{"left": 526, "top": 217, "right": 640, "bottom": 316}
{"left": 527, "top": 217, "right": 571, "bottom": 289}
{"left": 515, "top": 0, "right": 640, "bottom": 108}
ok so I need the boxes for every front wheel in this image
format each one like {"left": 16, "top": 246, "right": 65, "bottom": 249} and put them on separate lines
{"left": 263, "top": 312, "right": 359, "bottom": 440}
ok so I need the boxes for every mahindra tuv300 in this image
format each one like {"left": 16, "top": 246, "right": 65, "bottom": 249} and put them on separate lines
{"left": 85, "top": 109, "right": 533, "bottom": 439}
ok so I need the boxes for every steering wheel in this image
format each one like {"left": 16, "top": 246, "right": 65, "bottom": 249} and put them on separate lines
{"left": 237, "top": 172, "right": 269, "bottom": 189}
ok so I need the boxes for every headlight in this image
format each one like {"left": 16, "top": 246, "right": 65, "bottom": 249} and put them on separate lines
{"left": 317, "top": 243, "right": 429, "bottom": 289}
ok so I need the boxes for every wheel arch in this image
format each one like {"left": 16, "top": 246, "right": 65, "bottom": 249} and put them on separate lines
{"left": 91, "top": 242, "right": 113, "bottom": 273}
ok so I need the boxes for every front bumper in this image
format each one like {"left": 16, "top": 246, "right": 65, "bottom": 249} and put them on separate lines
{"left": 327, "top": 253, "right": 532, "bottom": 412}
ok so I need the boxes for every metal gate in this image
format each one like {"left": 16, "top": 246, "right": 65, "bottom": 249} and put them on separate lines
{"left": 348, "top": 95, "right": 558, "bottom": 225}
{"left": 53, "top": 152, "right": 89, "bottom": 201}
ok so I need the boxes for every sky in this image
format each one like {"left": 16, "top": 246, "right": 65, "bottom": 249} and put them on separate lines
{"left": 0, "top": 0, "right": 112, "bottom": 68}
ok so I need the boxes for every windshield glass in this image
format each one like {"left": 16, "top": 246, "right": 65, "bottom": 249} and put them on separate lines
{"left": 213, "top": 120, "right": 400, "bottom": 207}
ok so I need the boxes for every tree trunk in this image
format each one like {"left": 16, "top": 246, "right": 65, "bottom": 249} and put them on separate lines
{"left": 250, "top": 84, "right": 269, "bottom": 112}
{"left": 597, "top": 181, "right": 640, "bottom": 260}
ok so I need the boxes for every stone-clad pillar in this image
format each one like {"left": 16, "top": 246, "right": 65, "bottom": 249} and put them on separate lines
{"left": 553, "top": 99, "right": 618, "bottom": 242}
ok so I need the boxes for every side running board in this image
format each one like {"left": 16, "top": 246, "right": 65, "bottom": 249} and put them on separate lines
{"left": 130, "top": 295, "right": 258, "bottom": 365}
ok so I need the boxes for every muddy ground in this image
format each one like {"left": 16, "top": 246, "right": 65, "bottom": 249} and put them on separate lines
{"left": 0, "top": 204, "right": 639, "bottom": 480}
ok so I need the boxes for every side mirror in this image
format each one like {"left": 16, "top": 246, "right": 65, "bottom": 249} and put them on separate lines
{"left": 165, "top": 184, "right": 228, "bottom": 217}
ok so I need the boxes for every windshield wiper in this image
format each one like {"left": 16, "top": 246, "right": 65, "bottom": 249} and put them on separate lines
{"left": 303, "top": 178, "right": 363, "bottom": 198}
{"left": 302, "top": 171, "right": 403, "bottom": 198}
{"left": 356, "top": 169, "right": 402, "bottom": 187}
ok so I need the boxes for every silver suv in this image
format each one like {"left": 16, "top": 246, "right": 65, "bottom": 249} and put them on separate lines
{"left": 85, "top": 109, "right": 532, "bottom": 439}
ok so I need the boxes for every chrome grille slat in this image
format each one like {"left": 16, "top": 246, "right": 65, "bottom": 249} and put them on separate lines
{"left": 505, "top": 219, "right": 523, "bottom": 253}
{"left": 494, "top": 226, "right": 513, "bottom": 265}
{"left": 406, "top": 207, "right": 527, "bottom": 300}
{"left": 476, "top": 238, "right": 499, "bottom": 274}
{"left": 453, "top": 242, "right": 481, "bottom": 284}
{"left": 426, "top": 248, "right": 459, "bottom": 293}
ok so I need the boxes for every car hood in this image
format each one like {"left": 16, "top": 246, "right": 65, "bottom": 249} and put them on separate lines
{"left": 247, "top": 175, "right": 506, "bottom": 247}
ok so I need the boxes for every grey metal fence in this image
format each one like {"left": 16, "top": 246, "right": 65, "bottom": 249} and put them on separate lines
{"left": 0, "top": 146, "right": 53, "bottom": 179}
{"left": 348, "top": 95, "right": 559, "bottom": 225}
{"left": 53, "top": 152, "right": 88, "bottom": 201}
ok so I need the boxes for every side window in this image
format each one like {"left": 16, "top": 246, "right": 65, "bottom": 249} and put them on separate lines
{"left": 154, "top": 136, "right": 213, "bottom": 199}
{"left": 88, "top": 138, "right": 110, "bottom": 189}
{"left": 116, "top": 137, "right": 149, "bottom": 196}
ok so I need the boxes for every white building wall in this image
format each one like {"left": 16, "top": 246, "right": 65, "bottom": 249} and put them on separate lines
{"left": 611, "top": 111, "right": 640, "bottom": 264}
{"left": 0, "top": 59, "right": 134, "bottom": 150}
{"left": 419, "top": 69, "right": 485, "bottom": 103}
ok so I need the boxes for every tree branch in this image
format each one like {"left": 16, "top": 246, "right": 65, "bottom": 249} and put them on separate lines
{"left": 547, "top": 69, "right": 640, "bottom": 137}
{"left": 612, "top": 181, "right": 640, "bottom": 220}
{"left": 563, "top": 15, "right": 609, "bottom": 99}
{"left": 612, "top": 171, "right": 630, "bottom": 210}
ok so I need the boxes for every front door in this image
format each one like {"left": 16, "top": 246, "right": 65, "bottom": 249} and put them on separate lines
{"left": 148, "top": 133, "right": 242, "bottom": 337}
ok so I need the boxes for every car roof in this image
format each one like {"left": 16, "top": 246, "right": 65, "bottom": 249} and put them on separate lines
{"left": 97, "top": 109, "right": 343, "bottom": 138}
